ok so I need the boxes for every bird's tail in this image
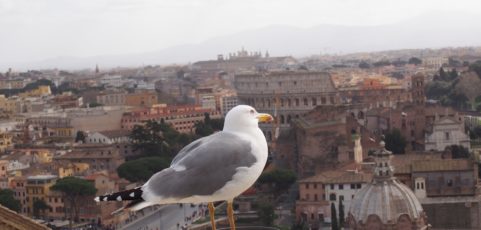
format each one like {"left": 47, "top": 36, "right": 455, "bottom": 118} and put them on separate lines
{"left": 94, "top": 186, "right": 143, "bottom": 202}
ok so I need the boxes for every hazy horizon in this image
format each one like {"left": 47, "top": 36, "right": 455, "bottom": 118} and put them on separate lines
{"left": 1, "top": 0, "right": 481, "bottom": 71}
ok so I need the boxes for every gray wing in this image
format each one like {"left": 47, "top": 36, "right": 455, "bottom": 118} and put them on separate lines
{"left": 144, "top": 132, "right": 257, "bottom": 199}
{"left": 170, "top": 135, "right": 208, "bottom": 166}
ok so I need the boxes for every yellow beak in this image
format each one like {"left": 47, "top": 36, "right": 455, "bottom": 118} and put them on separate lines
{"left": 256, "top": 113, "right": 273, "bottom": 123}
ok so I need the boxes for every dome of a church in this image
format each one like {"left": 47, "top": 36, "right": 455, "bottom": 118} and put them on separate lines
{"left": 347, "top": 142, "right": 429, "bottom": 230}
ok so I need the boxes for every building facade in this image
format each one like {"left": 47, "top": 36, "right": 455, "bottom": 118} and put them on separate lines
{"left": 121, "top": 104, "right": 221, "bottom": 133}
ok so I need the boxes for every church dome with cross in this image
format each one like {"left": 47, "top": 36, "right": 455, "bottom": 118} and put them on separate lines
{"left": 347, "top": 142, "right": 430, "bottom": 230}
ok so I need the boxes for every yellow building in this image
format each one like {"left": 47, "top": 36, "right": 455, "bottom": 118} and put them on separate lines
{"left": 0, "top": 160, "right": 7, "bottom": 177}
{"left": 17, "top": 149, "right": 53, "bottom": 163}
{"left": 58, "top": 163, "right": 89, "bottom": 178}
{"left": 125, "top": 91, "right": 158, "bottom": 107}
{"left": 25, "top": 175, "right": 58, "bottom": 217}
{"left": 18, "top": 85, "right": 52, "bottom": 98}
{"left": 0, "top": 95, "right": 17, "bottom": 113}
{"left": 0, "top": 132, "right": 13, "bottom": 153}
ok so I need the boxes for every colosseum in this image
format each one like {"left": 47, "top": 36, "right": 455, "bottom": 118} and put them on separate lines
{"left": 235, "top": 71, "right": 337, "bottom": 128}
{"left": 234, "top": 70, "right": 418, "bottom": 140}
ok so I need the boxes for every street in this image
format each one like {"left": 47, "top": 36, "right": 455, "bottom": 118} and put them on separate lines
{"left": 120, "top": 204, "right": 207, "bottom": 230}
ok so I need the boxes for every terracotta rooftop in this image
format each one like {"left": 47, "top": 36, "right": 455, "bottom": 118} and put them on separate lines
{"left": 300, "top": 169, "right": 372, "bottom": 185}
{"left": 411, "top": 159, "right": 473, "bottom": 172}
{"left": 390, "top": 153, "right": 444, "bottom": 174}
{"left": 97, "top": 129, "right": 130, "bottom": 139}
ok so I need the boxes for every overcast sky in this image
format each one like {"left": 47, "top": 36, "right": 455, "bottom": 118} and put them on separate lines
{"left": 1, "top": 0, "right": 481, "bottom": 66}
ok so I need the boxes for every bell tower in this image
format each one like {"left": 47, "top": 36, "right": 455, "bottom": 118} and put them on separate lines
{"left": 411, "top": 73, "right": 425, "bottom": 105}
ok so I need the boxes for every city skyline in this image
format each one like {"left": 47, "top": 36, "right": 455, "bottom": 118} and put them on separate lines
{"left": 1, "top": 0, "right": 481, "bottom": 70}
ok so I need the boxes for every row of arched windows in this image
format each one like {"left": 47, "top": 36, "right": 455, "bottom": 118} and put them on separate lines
{"left": 243, "top": 96, "right": 336, "bottom": 109}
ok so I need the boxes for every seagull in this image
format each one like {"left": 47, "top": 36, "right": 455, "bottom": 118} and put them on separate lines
{"left": 94, "top": 105, "right": 273, "bottom": 230}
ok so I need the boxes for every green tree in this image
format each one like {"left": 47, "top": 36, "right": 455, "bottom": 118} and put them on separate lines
{"left": 470, "top": 126, "right": 481, "bottom": 139}
{"left": 358, "top": 61, "right": 370, "bottom": 69}
{"left": 88, "top": 102, "right": 103, "bottom": 108}
{"left": 444, "top": 91, "right": 469, "bottom": 110}
{"left": 448, "top": 145, "right": 470, "bottom": 159}
{"left": 51, "top": 177, "right": 97, "bottom": 228}
{"left": 117, "top": 157, "right": 170, "bottom": 182}
{"left": 194, "top": 113, "right": 224, "bottom": 137}
{"left": 0, "top": 189, "right": 21, "bottom": 212}
{"left": 257, "top": 202, "right": 275, "bottom": 226}
{"left": 258, "top": 169, "right": 297, "bottom": 196}
{"left": 426, "top": 81, "right": 451, "bottom": 100}
{"left": 338, "top": 199, "right": 345, "bottom": 227}
{"left": 298, "top": 65, "right": 309, "bottom": 71}
{"left": 408, "top": 57, "right": 422, "bottom": 65}
{"left": 449, "top": 68, "right": 459, "bottom": 80}
{"left": 291, "top": 221, "right": 309, "bottom": 230}
{"left": 33, "top": 199, "right": 50, "bottom": 219}
{"left": 384, "top": 128, "right": 406, "bottom": 154}
{"left": 130, "top": 120, "right": 176, "bottom": 157}
{"left": 373, "top": 60, "right": 391, "bottom": 67}
{"left": 469, "top": 60, "right": 481, "bottom": 79}
{"left": 75, "top": 131, "right": 86, "bottom": 143}
{"left": 331, "top": 203, "right": 339, "bottom": 230}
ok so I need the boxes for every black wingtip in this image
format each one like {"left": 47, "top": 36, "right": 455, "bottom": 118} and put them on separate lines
{"left": 96, "top": 187, "right": 143, "bottom": 202}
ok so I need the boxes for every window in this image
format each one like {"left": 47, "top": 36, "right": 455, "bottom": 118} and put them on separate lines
{"left": 445, "top": 132, "right": 450, "bottom": 140}
{"left": 305, "top": 183, "right": 309, "bottom": 189}
{"left": 330, "top": 184, "right": 334, "bottom": 190}
{"left": 329, "top": 193, "right": 336, "bottom": 201}
{"left": 314, "top": 194, "right": 318, "bottom": 201}
{"left": 313, "top": 183, "right": 317, "bottom": 189}
{"left": 339, "top": 184, "right": 344, "bottom": 190}
{"left": 350, "top": 184, "right": 356, "bottom": 189}
{"left": 357, "top": 184, "right": 361, "bottom": 189}
{"left": 447, "top": 179, "right": 453, "bottom": 187}
{"left": 339, "top": 195, "right": 344, "bottom": 201}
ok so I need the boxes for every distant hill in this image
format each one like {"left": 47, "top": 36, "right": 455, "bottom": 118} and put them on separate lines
{"left": 4, "top": 11, "right": 481, "bottom": 70}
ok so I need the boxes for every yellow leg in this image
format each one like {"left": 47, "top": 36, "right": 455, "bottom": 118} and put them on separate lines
{"left": 227, "top": 201, "right": 236, "bottom": 230}
{"left": 208, "top": 202, "right": 216, "bottom": 230}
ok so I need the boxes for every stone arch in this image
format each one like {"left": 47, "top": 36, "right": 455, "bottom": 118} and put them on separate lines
{"left": 303, "top": 98, "right": 308, "bottom": 106}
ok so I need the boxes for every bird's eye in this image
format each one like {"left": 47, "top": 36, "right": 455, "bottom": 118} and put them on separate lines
{"left": 249, "top": 109, "right": 255, "bottom": 114}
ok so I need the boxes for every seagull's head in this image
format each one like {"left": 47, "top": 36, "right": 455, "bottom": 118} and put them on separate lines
{"left": 223, "top": 105, "right": 273, "bottom": 131}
